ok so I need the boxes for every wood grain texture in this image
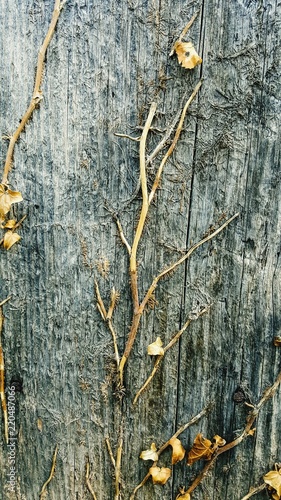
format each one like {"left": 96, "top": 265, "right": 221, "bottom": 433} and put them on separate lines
{"left": 0, "top": 0, "right": 280, "bottom": 499}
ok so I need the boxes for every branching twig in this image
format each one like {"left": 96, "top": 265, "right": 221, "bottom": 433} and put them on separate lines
{"left": 140, "top": 213, "right": 239, "bottom": 314}
{"left": 130, "top": 404, "right": 211, "bottom": 499}
{"left": 95, "top": 281, "right": 120, "bottom": 365}
{"left": 39, "top": 445, "right": 58, "bottom": 499}
{"left": 85, "top": 458, "right": 98, "bottom": 500}
{"left": 133, "top": 305, "right": 210, "bottom": 404}
{"left": 185, "top": 366, "right": 281, "bottom": 496}
{"left": 148, "top": 79, "right": 202, "bottom": 205}
{"left": 2, "top": 0, "right": 66, "bottom": 185}
{"left": 106, "top": 437, "right": 116, "bottom": 468}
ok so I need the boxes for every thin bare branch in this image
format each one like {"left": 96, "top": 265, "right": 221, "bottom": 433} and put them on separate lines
{"left": 148, "top": 80, "right": 202, "bottom": 205}
{"left": 0, "top": 296, "right": 12, "bottom": 308}
{"left": 114, "top": 132, "right": 141, "bottom": 142}
{"left": 170, "top": 10, "right": 200, "bottom": 56}
{"left": 2, "top": 0, "right": 65, "bottom": 184}
{"left": 140, "top": 213, "right": 239, "bottom": 314}
{"left": 39, "top": 445, "right": 58, "bottom": 499}
{"left": 85, "top": 459, "right": 98, "bottom": 500}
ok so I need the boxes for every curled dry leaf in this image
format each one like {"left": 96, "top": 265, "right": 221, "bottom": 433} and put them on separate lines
{"left": 176, "top": 487, "right": 191, "bottom": 500}
{"left": 140, "top": 443, "right": 158, "bottom": 462}
{"left": 173, "top": 41, "right": 202, "bottom": 69}
{"left": 0, "top": 184, "right": 23, "bottom": 222}
{"left": 264, "top": 467, "right": 281, "bottom": 499}
{"left": 3, "top": 231, "right": 21, "bottom": 250}
{"left": 149, "top": 466, "right": 171, "bottom": 485}
{"left": 274, "top": 336, "right": 281, "bottom": 347}
{"left": 169, "top": 437, "right": 185, "bottom": 464}
{"left": 187, "top": 433, "right": 225, "bottom": 465}
{"left": 147, "top": 337, "right": 164, "bottom": 356}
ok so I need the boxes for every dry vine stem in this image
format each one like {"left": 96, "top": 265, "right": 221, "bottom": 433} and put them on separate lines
{"left": 39, "top": 444, "right": 58, "bottom": 499}
{"left": 1, "top": 0, "right": 66, "bottom": 185}
{"left": 118, "top": 80, "right": 206, "bottom": 385}
{"left": 130, "top": 404, "right": 211, "bottom": 499}
{"left": 184, "top": 366, "right": 281, "bottom": 497}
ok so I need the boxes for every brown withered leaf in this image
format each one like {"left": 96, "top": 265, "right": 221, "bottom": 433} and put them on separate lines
{"left": 3, "top": 231, "right": 21, "bottom": 250}
{"left": 173, "top": 41, "right": 202, "bottom": 69}
{"left": 274, "top": 336, "right": 281, "bottom": 347}
{"left": 176, "top": 488, "right": 191, "bottom": 500}
{"left": 149, "top": 466, "right": 171, "bottom": 485}
{"left": 187, "top": 433, "right": 213, "bottom": 465}
{"left": 0, "top": 184, "right": 23, "bottom": 222}
{"left": 264, "top": 467, "right": 281, "bottom": 498}
{"left": 147, "top": 337, "right": 164, "bottom": 356}
{"left": 169, "top": 437, "right": 185, "bottom": 464}
{"left": 140, "top": 442, "right": 158, "bottom": 462}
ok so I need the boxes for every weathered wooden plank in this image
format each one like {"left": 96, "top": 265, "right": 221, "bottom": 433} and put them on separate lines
{"left": 0, "top": 0, "right": 280, "bottom": 499}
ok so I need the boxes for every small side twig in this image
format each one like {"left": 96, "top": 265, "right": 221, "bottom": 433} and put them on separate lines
{"left": 130, "top": 404, "right": 211, "bottom": 499}
{"left": 85, "top": 458, "right": 98, "bottom": 500}
{"left": 105, "top": 437, "right": 116, "bottom": 468}
{"left": 240, "top": 483, "right": 267, "bottom": 500}
{"left": 169, "top": 10, "right": 200, "bottom": 56}
{"left": 39, "top": 445, "right": 58, "bottom": 499}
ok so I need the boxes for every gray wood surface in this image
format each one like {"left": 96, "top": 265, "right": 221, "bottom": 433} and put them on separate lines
{"left": 0, "top": 0, "right": 280, "bottom": 499}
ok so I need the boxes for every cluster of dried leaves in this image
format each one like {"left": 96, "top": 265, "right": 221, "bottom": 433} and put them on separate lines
{"left": 264, "top": 465, "right": 281, "bottom": 499}
{"left": 140, "top": 432, "right": 225, "bottom": 495}
{"left": 0, "top": 184, "right": 23, "bottom": 250}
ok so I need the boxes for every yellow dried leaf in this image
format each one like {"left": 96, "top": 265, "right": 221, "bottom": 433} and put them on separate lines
{"left": 3, "top": 231, "right": 21, "bottom": 250}
{"left": 187, "top": 433, "right": 213, "bottom": 465}
{"left": 274, "top": 336, "right": 281, "bottom": 347}
{"left": 176, "top": 488, "right": 191, "bottom": 500}
{"left": 264, "top": 468, "right": 281, "bottom": 498}
{"left": 173, "top": 41, "right": 202, "bottom": 69}
{"left": 147, "top": 337, "right": 164, "bottom": 356}
{"left": 0, "top": 184, "right": 23, "bottom": 222}
{"left": 212, "top": 434, "right": 226, "bottom": 449}
{"left": 140, "top": 442, "right": 158, "bottom": 462}
{"left": 149, "top": 466, "right": 171, "bottom": 485}
{"left": 169, "top": 437, "right": 185, "bottom": 464}
{"left": 3, "top": 219, "right": 17, "bottom": 229}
